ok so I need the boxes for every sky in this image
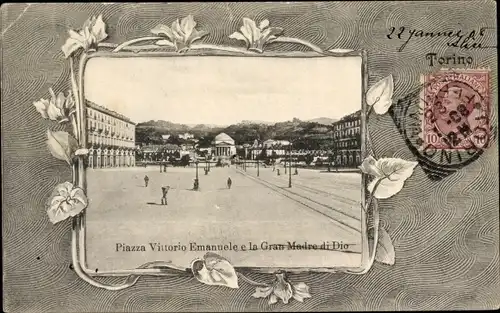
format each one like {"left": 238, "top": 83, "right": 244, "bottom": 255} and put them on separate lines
{"left": 84, "top": 55, "right": 362, "bottom": 125}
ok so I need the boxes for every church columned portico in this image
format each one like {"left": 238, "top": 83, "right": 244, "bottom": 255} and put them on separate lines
{"left": 212, "top": 133, "right": 237, "bottom": 158}
{"left": 215, "top": 146, "right": 231, "bottom": 156}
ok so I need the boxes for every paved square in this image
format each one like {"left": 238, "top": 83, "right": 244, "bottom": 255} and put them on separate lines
{"left": 85, "top": 165, "right": 363, "bottom": 272}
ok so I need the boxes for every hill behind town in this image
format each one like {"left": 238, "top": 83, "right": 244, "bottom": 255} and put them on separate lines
{"left": 136, "top": 117, "right": 339, "bottom": 150}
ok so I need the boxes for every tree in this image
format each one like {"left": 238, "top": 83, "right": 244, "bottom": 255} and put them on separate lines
{"left": 197, "top": 135, "right": 214, "bottom": 148}
{"left": 135, "top": 149, "right": 144, "bottom": 162}
{"left": 180, "top": 154, "right": 190, "bottom": 166}
{"left": 237, "top": 149, "right": 245, "bottom": 158}
{"left": 167, "top": 135, "right": 182, "bottom": 145}
{"left": 258, "top": 148, "right": 267, "bottom": 160}
{"left": 315, "top": 158, "right": 323, "bottom": 167}
{"left": 196, "top": 149, "right": 207, "bottom": 158}
{"left": 305, "top": 153, "right": 314, "bottom": 165}
{"left": 173, "top": 151, "right": 181, "bottom": 159}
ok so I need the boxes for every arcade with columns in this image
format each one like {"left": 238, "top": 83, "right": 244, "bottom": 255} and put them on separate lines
{"left": 85, "top": 100, "right": 137, "bottom": 169}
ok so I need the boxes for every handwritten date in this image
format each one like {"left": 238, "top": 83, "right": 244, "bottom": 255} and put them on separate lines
{"left": 387, "top": 27, "right": 492, "bottom": 52}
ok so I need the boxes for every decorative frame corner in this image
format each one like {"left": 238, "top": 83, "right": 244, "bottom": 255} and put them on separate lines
{"left": 35, "top": 14, "right": 419, "bottom": 303}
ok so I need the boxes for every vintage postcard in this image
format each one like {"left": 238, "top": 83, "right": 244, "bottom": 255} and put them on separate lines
{"left": 2, "top": 2, "right": 498, "bottom": 312}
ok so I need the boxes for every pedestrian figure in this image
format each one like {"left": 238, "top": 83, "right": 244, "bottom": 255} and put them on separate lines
{"left": 227, "top": 177, "right": 232, "bottom": 189}
{"left": 163, "top": 164, "right": 167, "bottom": 172}
{"left": 161, "top": 186, "right": 170, "bottom": 205}
{"left": 193, "top": 178, "right": 199, "bottom": 190}
{"left": 294, "top": 168, "right": 298, "bottom": 175}
{"left": 144, "top": 175, "right": 149, "bottom": 187}
{"left": 277, "top": 169, "right": 280, "bottom": 176}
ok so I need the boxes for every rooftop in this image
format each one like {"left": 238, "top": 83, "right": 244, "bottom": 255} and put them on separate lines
{"left": 141, "top": 144, "right": 181, "bottom": 152}
{"left": 86, "top": 100, "right": 136, "bottom": 125}
{"left": 336, "top": 110, "right": 361, "bottom": 123}
{"left": 213, "top": 133, "right": 235, "bottom": 144}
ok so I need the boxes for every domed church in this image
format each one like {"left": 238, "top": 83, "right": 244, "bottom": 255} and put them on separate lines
{"left": 212, "top": 133, "right": 236, "bottom": 158}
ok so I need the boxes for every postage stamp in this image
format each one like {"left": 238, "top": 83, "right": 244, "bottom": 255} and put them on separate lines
{"left": 421, "top": 69, "right": 491, "bottom": 150}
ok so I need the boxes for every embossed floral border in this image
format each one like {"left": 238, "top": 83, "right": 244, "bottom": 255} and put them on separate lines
{"left": 34, "top": 15, "right": 418, "bottom": 304}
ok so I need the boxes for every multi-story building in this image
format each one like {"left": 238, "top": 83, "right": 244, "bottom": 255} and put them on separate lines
{"left": 332, "top": 110, "right": 362, "bottom": 167}
{"left": 139, "top": 144, "right": 182, "bottom": 162}
{"left": 85, "top": 100, "right": 136, "bottom": 168}
{"left": 179, "top": 132, "right": 195, "bottom": 140}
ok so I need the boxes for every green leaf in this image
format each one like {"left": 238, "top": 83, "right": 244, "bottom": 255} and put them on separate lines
{"left": 367, "top": 74, "right": 394, "bottom": 114}
{"left": 366, "top": 157, "right": 418, "bottom": 199}
{"left": 151, "top": 24, "right": 174, "bottom": 41}
{"left": 229, "top": 31, "right": 249, "bottom": 45}
{"left": 375, "top": 227, "right": 395, "bottom": 265}
{"left": 155, "top": 40, "right": 174, "bottom": 47}
{"left": 191, "top": 252, "right": 239, "bottom": 289}
{"left": 46, "top": 130, "right": 78, "bottom": 165}
{"left": 47, "top": 182, "right": 88, "bottom": 224}
{"left": 187, "top": 29, "right": 208, "bottom": 45}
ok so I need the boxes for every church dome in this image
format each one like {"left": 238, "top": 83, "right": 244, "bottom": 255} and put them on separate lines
{"left": 214, "top": 133, "right": 235, "bottom": 144}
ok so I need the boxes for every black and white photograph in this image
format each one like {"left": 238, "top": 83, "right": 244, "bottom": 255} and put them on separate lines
{"left": 83, "top": 55, "right": 366, "bottom": 271}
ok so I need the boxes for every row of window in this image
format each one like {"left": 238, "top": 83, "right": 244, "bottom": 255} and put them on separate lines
{"left": 87, "top": 120, "right": 134, "bottom": 139}
{"left": 335, "top": 154, "right": 361, "bottom": 165}
{"left": 333, "top": 119, "right": 361, "bottom": 130}
{"left": 334, "top": 126, "right": 361, "bottom": 138}
{"left": 88, "top": 134, "right": 135, "bottom": 148}
{"left": 87, "top": 109, "right": 132, "bottom": 129}
{"left": 88, "top": 131, "right": 134, "bottom": 142}
{"left": 334, "top": 140, "right": 359, "bottom": 149}
{"left": 88, "top": 150, "right": 134, "bottom": 154}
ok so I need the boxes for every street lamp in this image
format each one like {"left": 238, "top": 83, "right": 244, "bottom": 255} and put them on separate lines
{"left": 243, "top": 145, "right": 249, "bottom": 172}
{"left": 288, "top": 141, "right": 292, "bottom": 188}
{"left": 194, "top": 159, "right": 199, "bottom": 191}
{"left": 284, "top": 149, "right": 287, "bottom": 175}
{"left": 257, "top": 158, "right": 260, "bottom": 177}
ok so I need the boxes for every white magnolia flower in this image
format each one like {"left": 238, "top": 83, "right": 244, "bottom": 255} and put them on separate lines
{"left": 229, "top": 18, "right": 284, "bottom": 53}
{"left": 47, "top": 182, "right": 88, "bottom": 224}
{"left": 33, "top": 88, "right": 75, "bottom": 123}
{"left": 152, "top": 15, "right": 208, "bottom": 52}
{"left": 61, "top": 15, "right": 108, "bottom": 58}
{"left": 252, "top": 271, "right": 311, "bottom": 304}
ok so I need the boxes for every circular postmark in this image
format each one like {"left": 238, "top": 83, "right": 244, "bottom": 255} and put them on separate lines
{"left": 391, "top": 69, "right": 491, "bottom": 180}
{"left": 423, "top": 71, "right": 490, "bottom": 150}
